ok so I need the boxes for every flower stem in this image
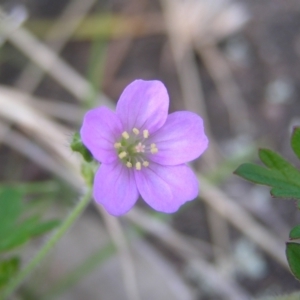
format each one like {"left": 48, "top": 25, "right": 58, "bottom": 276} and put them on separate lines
{"left": 1, "top": 187, "right": 92, "bottom": 300}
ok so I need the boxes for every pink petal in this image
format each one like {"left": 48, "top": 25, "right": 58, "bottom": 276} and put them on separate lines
{"left": 135, "top": 163, "right": 198, "bottom": 213}
{"left": 116, "top": 80, "right": 169, "bottom": 133}
{"left": 148, "top": 111, "right": 208, "bottom": 165}
{"left": 80, "top": 107, "right": 123, "bottom": 163}
{"left": 93, "top": 162, "right": 139, "bottom": 216}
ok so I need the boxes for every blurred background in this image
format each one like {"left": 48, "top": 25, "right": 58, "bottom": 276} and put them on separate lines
{"left": 0, "top": 0, "right": 300, "bottom": 299}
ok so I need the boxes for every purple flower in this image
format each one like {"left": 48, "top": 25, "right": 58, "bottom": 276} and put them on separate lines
{"left": 80, "top": 80, "right": 208, "bottom": 216}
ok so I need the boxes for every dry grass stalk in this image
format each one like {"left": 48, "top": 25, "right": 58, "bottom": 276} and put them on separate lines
{"left": 15, "top": 0, "right": 97, "bottom": 93}
{"left": 127, "top": 208, "right": 250, "bottom": 300}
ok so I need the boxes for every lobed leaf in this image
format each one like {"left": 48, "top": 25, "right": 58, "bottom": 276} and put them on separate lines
{"left": 291, "top": 127, "right": 300, "bottom": 161}
{"left": 0, "top": 188, "right": 22, "bottom": 233}
{"left": 0, "top": 218, "right": 60, "bottom": 253}
{"left": 0, "top": 217, "right": 41, "bottom": 252}
{"left": 0, "top": 231, "right": 29, "bottom": 253}
{"left": 234, "top": 163, "right": 298, "bottom": 190}
{"left": 235, "top": 148, "right": 300, "bottom": 201}
{"left": 29, "top": 220, "right": 60, "bottom": 237}
{"left": 259, "top": 148, "right": 300, "bottom": 184}
{"left": 286, "top": 242, "right": 300, "bottom": 280}
{"left": 271, "top": 187, "right": 300, "bottom": 200}
{"left": 0, "top": 187, "right": 60, "bottom": 253}
{"left": 290, "top": 225, "right": 300, "bottom": 240}
{"left": 0, "top": 257, "right": 20, "bottom": 289}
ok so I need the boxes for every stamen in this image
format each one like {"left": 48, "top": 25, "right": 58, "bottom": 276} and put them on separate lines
{"left": 150, "top": 143, "right": 158, "bottom": 154}
{"left": 116, "top": 128, "right": 156, "bottom": 167}
{"left": 151, "top": 148, "right": 158, "bottom": 154}
{"left": 136, "top": 162, "right": 141, "bottom": 170}
{"left": 132, "top": 128, "right": 139, "bottom": 135}
{"left": 143, "top": 129, "right": 149, "bottom": 138}
{"left": 114, "top": 142, "right": 121, "bottom": 149}
{"left": 118, "top": 151, "right": 127, "bottom": 159}
{"left": 122, "top": 131, "right": 129, "bottom": 139}
{"left": 143, "top": 161, "right": 149, "bottom": 167}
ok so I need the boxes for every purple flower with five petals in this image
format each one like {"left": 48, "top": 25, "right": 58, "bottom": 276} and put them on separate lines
{"left": 80, "top": 80, "right": 208, "bottom": 216}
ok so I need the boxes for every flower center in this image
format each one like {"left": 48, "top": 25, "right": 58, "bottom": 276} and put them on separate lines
{"left": 114, "top": 128, "right": 158, "bottom": 170}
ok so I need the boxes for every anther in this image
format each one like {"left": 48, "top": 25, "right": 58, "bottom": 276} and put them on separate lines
{"left": 143, "top": 130, "right": 149, "bottom": 138}
{"left": 118, "top": 151, "right": 127, "bottom": 159}
{"left": 150, "top": 143, "right": 158, "bottom": 154}
{"left": 114, "top": 142, "right": 121, "bottom": 149}
{"left": 122, "top": 131, "right": 129, "bottom": 139}
{"left": 143, "top": 161, "right": 149, "bottom": 167}
{"left": 126, "top": 162, "right": 132, "bottom": 168}
{"left": 136, "top": 162, "right": 141, "bottom": 170}
{"left": 132, "top": 128, "right": 139, "bottom": 135}
{"left": 151, "top": 148, "right": 158, "bottom": 154}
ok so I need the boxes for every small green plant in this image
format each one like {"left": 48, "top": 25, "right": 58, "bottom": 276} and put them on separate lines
{"left": 0, "top": 186, "right": 60, "bottom": 293}
{"left": 235, "top": 127, "right": 300, "bottom": 281}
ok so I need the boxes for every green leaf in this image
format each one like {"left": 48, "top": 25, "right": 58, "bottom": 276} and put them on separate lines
{"left": 286, "top": 242, "right": 300, "bottom": 280}
{"left": 29, "top": 220, "right": 60, "bottom": 237}
{"left": 259, "top": 148, "right": 300, "bottom": 183}
{"left": 0, "top": 187, "right": 60, "bottom": 253}
{"left": 290, "top": 225, "right": 300, "bottom": 240}
{"left": 291, "top": 127, "right": 300, "bottom": 161}
{"left": 271, "top": 187, "right": 300, "bottom": 200}
{"left": 0, "top": 231, "right": 29, "bottom": 252}
{"left": 234, "top": 163, "right": 299, "bottom": 190}
{"left": 0, "top": 257, "right": 20, "bottom": 289}
{"left": 0, "top": 217, "right": 60, "bottom": 253}
{"left": 0, "top": 188, "right": 23, "bottom": 233}
{"left": 0, "top": 216, "right": 40, "bottom": 252}
{"left": 235, "top": 147, "right": 300, "bottom": 201}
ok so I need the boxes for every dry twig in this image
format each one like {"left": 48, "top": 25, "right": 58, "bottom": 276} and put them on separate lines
{"left": 200, "top": 176, "right": 288, "bottom": 269}
{"left": 15, "top": 0, "right": 97, "bottom": 93}
{"left": 0, "top": 9, "right": 111, "bottom": 106}
{"left": 127, "top": 208, "right": 250, "bottom": 300}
